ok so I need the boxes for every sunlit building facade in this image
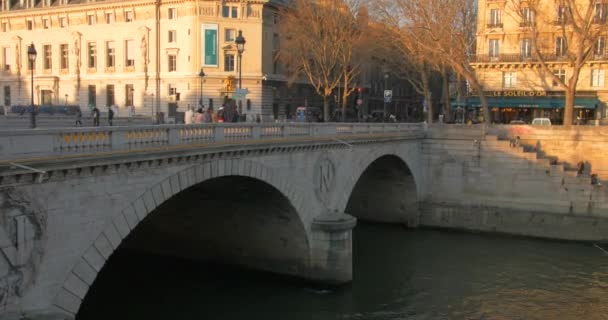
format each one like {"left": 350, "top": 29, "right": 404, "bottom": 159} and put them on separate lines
{"left": 0, "top": 0, "right": 305, "bottom": 121}
{"left": 471, "top": 1, "right": 607, "bottom": 124}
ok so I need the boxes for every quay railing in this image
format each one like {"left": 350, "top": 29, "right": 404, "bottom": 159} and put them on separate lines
{"left": 0, "top": 123, "right": 424, "bottom": 160}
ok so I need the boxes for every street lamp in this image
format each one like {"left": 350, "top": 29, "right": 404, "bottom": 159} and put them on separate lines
{"left": 383, "top": 72, "right": 389, "bottom": 121}
{"left": 27, "top": 42, "right": 37, "bottom": 129}
{"left": 198, "top": 68, "right": 205, "bottom": 108}
{"left": 235, "top": 30, "right": 246, "bottom": 89}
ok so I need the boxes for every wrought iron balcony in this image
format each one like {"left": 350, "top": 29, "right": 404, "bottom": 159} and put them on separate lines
{"left": 487, "top": 23, "right": 503, "bottom": 29}
{"left": 470, "top": 53, "right": 572, "bottom": 63}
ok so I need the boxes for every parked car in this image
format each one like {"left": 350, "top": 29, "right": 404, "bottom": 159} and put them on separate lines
{"left": 509, "top": 119, "right": 526, "bottom": 125}
{"left": 531, "top": 118, "right": 551, "bottom": 126}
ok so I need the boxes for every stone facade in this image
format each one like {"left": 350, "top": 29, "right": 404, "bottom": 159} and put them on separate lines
{"left": 472, "top": 1, "right": 608, "bottom": 123}
{"left": 0, "top": 0, "right": 299, "bottom": 122}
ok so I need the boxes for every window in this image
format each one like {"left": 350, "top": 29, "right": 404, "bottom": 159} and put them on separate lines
{"left": 521, "top": 38, "right": 532, "bottom": 58}
{"left": 596, "top": 36, "right": 606, "bottom": 57}
{"left": 168, "top": 54, "right": 177, "bottom": 72}
{"left": 43, "top": 44, "right": 52, "bottom": 70}
{"left": 88, "top": 42, "right": 97, "bottom": 69}
{"left": 168, "top": 30, "right": 177, "bottom": 43}
{"left": 168, "top": 8, "right": 177, "bottom": 20}
{"left": 222, "top": 6, "right": 238, "bottom": 18}
{"left": 2, "top": 47, "right": 10, "bottom": 71}
{"left": 88, "top": 14, "right": 96, "bottom": 25}
{"left": 4, "top": 86, "right": 10, "bottom": 107}
{"left": 106, "top": 41, "right": 115, "bottom": 68}
{"left": 125, "top": 11, "right": 134, "bottom": 22}
{"left": 224, "top": 53, "right": 235, "bottom": 71}
{"left": 553, "top": 69, "right": 566, "bottom": 86}
{"left": 225, "top": 29, "right": 236, "bottom": 42}
{"left": 521, "top": 7, "right": 534, "bottom": 26}
{"left": 592, "top": 69, "right": 605, "bottom": 87}
{"left": 60, "top": 44, "right": 68, "bottom": 70}
{"left": 273, "top": 13, "right": 278, "bottom": 24}
{"left": 503, "top": 72, "right": 517, "bottom": 88}
{"left": 489, "top": 9, "right": 501, "bottom": 27}
{"left": 106, "top": 84, "right": 115, "bottom": 106}
{"left": 125, "top": 39, "right": 135, "bottom": 67}
{"left": 557, "top": 5, "right": 567, "bottom": 23}
{"left": 105, "top": 12, "right": 114, "bottom": 24}
{"left": 43, "top": 19, "right": 50, "bottom": 29}
{"left": 556, "top": 37, "right": 567, "bottom": 57}
{"left": 26, "top": 20, "right": 33, "bottom": 30}
{"left": 125, "top": 84, "right": 134, "bottom": 106}
{"left": 489, "top": 39, "right": 500, "bottom": 57}
{"left": 1, "top": 22, "right": 7, "bottom": 32}
{"left": 88, "top": 85, "right": 96, "bottom": 107}
{"left": 596, "top": 3, "right": 608, "bottom": 23}
{"left": 60, "top": 17, "right": 67, "bottom": 28}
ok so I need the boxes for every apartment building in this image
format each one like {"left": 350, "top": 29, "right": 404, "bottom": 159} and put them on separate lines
{"left": 0, "top": 0, "right": 297, "bottom": 121}
{"left": 471, "top": 1, "right": 607, "bottom": 124}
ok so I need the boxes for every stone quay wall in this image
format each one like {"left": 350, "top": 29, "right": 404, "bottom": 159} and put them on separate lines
{"left": 420, "top": 125, "right": 608, "bottom": 242}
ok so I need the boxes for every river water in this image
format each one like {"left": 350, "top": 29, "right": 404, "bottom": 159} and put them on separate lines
{"left": 77, "top": 224, "right": 608, "bottom": 320}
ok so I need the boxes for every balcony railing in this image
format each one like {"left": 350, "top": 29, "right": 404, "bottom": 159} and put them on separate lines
{"left": 487, "top": 23, "right": 503, "bottom": 29}
{"left": 471, "top": 52, "right": 608, "bottom": 63}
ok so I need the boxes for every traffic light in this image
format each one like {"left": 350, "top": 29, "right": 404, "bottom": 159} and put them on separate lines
{"left": 357, "top": 87, "right": 363, "bottom": 93}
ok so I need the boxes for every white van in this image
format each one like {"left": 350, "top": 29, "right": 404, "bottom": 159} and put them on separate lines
{"left": 531, "top": 118, "right": 551, "bottom": 126}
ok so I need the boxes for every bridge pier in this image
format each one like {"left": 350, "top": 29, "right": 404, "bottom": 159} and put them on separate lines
{"left": 310, "top": 213, "right": 357, "bottom": 285}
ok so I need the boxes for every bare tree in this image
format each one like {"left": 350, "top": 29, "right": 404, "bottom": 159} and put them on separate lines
{"left": 371, "top": 0, "right": 490, "bottom": 124}
{"left": 511, "top": 0, "right": 607, "bottom": 125}
{"left": 371, "top": 2, "right": 443, "bottom": 123}
{"left": 278, "top": 0, "right": 362, "bottom": 121}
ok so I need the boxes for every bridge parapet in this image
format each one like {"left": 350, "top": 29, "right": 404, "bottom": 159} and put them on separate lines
{"left": 0, "top": 123, "right": 424, "bottom": 160}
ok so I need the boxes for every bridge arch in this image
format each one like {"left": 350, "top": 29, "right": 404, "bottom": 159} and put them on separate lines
{"left": 340, "top": 147, "right": 420, "bottom": 224}
{"left": 52, "top": 159, "right": 311, "bottom": 317}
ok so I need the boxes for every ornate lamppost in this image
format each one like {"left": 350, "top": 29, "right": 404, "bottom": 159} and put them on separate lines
{"left": 28, "top": 42, "right": 37, "bottom": 129}
{"left": 198, "top": 68, "right": 205, "bottom": 108}
{"left": 235, "top": 30, "right": 246, "bottom": 89}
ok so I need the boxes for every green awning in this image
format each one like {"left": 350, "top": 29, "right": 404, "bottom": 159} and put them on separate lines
{"left": 455, "top": 96, "right": 599, "bottom": 109}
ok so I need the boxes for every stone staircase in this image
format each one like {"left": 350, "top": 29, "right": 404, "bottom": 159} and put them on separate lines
{"left": 482, "top": 134, "right": 608, "bottom": 211}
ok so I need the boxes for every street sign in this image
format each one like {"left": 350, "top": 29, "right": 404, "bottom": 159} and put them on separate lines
{"left": 232, "top": 88, "right": 249, "bottom": 100}
{"left": 357, "top": 98, "right": 363, "bottom": 106}
{"left": 384, "top": 90, "right": 392, "bottom": 103}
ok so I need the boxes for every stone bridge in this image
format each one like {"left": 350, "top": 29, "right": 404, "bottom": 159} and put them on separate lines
{"left": 0, "top": 123, "right": 425, "bottom": 319}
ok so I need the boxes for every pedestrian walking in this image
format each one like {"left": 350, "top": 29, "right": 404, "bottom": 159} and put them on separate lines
{"left": 92, "top": 106, "right": 100, "bottom": 127}
{"left": 75, "top": 108, "right": 83, "bottom": 127}
{"left": 184, "top": 106, "right": 194, "bottom": 125}
{"left": 108, "top": 106, "right": 114, "bottom": 126}
{"left": 194, "top": 108, "right": 204, "bottom": 124}
{"left": 127, "top": 105, "right": 134, "bottom": 123}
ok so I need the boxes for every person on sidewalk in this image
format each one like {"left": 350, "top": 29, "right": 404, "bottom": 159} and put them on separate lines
{"left": 75, "top": 108, "right": 83, "bottom": 127}
{"left": 108, "top": 106, "right": 114, "bottom": 126}
{"left": 92, "top": 106, "right": 100, "bottom": 127}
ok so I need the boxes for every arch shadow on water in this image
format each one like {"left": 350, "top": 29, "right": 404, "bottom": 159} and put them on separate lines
{"left": 75, "top": 176, "right": 309, "bottom": 320}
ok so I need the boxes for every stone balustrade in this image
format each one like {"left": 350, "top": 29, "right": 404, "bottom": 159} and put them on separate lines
{"left": 0, "top": 123, "right": 424, "bottom": 160}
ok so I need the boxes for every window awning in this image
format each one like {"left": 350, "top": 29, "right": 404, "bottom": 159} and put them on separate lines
{"left": 453, "top": 96, "right": 600, "bottom": 109}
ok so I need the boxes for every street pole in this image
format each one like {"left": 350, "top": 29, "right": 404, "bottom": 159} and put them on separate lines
{"left": 383, "top": 73, "right": 389, "bottom": 121}
{"left": 28, "top": 43, "right": 37, "bottom": 129}
{"left": 238, "top": 52, "right": 242, "bottom": 89}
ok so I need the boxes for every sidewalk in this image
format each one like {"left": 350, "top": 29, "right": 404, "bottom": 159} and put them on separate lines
{"left": 0, "top": 114, "right": 153, "bottom": 129}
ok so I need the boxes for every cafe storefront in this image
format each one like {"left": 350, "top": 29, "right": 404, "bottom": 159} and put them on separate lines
{"left": 459, "top": 91, "right": 600, "bottom": 125}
